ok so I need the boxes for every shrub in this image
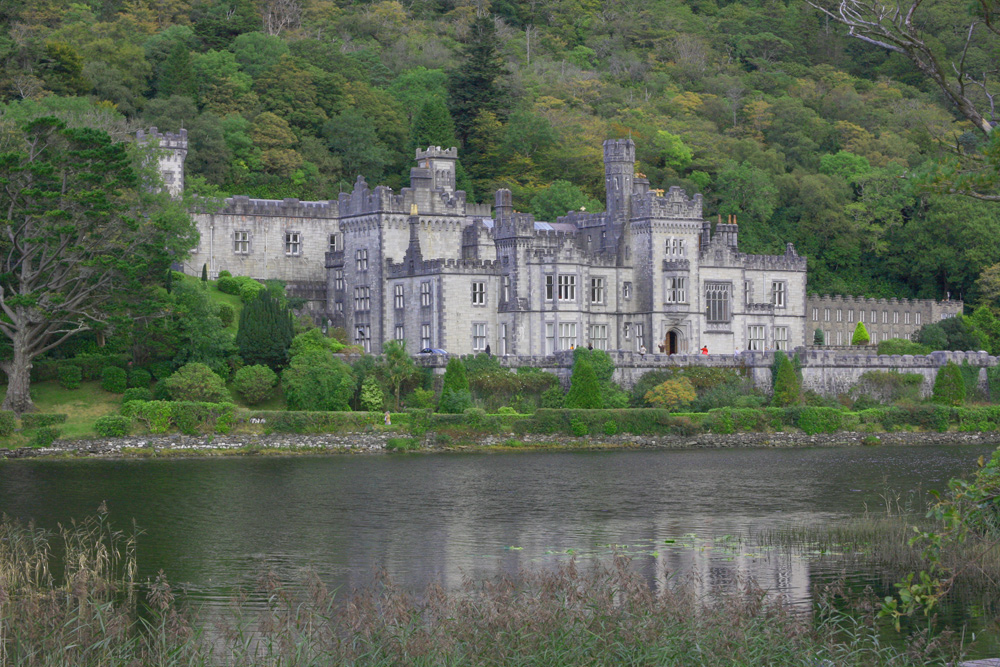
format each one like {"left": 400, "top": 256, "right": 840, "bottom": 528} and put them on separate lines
{"left": 439, "top": 389, "right": 473, "bottom": 414}
{"left": 122, "top": 388, "right": 153, "bottom": 405}
{"left": 360, "top": 375, "right": 385, "bottom": 412}
{"left": 216, "top": 276, "right": 240, "bottom": 294}
{"left": 21, "top": 413, "right": 68, "bottom": 429}
{"left": 630, "top": 370, "right": 673, "bottom": 407}
{"left": 149, "top": 361, "right": 174, "bottom": 380}
{"left": 439, "top": 358, "right": 472, "bottom": 413}
{"left": 218, "top": 270, "right": 232, "bottom": 278}
{"left": 406, "top": 388, "right": 436, "bottom": 409}
{"left": 603, "top": 420, "right": 618, "bottom": 435}
{"left": 497, "top": 406, "right": 518, "bottom": 415}
{"left": 813, "top": 328, "right": 824, "bottom": 345}
{"left": 127, "top": 368, "right": 152, "bottom": 389}
{"left": 94, "top": 415, "right": 132, "bottom": 437}
{"left": 30, "top": 426, "right": 60, "bottom": 447}
{"left": 705, "top": 408, "right": 735, "bottom": 434}
{"left": 570, "top": 419, "right": 588, "bottom": 436}
{"left": 236, "top": 290, "right": 294, "bottom": 369}
{"left": 797, "top": 407, "right": 842, "bottom": 435}
{"left": 101, "top": 366, "right": 128, "bottom": 393}
{"left": 164, "top": 363, "right": 232, "bottom": 403}
{"left": 932, "top": 362, "right": 966, "bottom": 406}
{"left": 851, "top": 322, "right": 870, "bottom": 346}
{"left": 644, "top": 378, "right": 696, "bottom": 410}
{"left": 232, "top": 365, "right": 278, "bottom": 405}
{"left": 989, "top": 366, "right": 1000, "bottom": 402}
{"left": 0, "top": 411, "right": 15, "bottom": 436}
{"left": 58, "top": 364, "right": 82, "bottom": 390}
{"left": 877, "top": 338, "right": 931, "bottom": 355}
{"left": 565, "top": 360, "right": 602, "bottom": 409}
{"left": 217, "top": 303, "right": 235, "bottom": 328}
{"left": 960, "top": 360, "right": 983, "bottom": 399}
{"left": 771, "top": 353, "right": 800, "bottom": 406}
{"left": 282, "top": 351, "right": 355, "bottom": 411}
{"left": 464, "top": 407, "right": 487, "bottom": 428}
{"left": 152, "top": 381, "right": 171, "bottom": 401}
{"left": 851, "top": 371, "right": 923, "bottom": 405}
{"left": 541, "top": 386, "right": 564, "bottom": 408}
{"left": 239, "top": 279, "right": 266, "bottom": 304}
{"left": 124, "top": 400, "right": 236, "bottom": 434}
{"left": 386, "top": 437, "right": 420, "bottom": 451}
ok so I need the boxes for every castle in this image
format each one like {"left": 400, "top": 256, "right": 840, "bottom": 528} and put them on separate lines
{"left": 142, "top": 129, "right": 960, "bottom": 356}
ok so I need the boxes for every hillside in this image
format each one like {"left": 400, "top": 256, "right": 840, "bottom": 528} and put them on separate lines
{"left": 1, "top": 0, "right": 998, "bottom": 302}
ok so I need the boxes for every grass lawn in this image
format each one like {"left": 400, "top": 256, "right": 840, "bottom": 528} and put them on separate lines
{"left": 0, "top": 380, "right": 122, "bottom": 447}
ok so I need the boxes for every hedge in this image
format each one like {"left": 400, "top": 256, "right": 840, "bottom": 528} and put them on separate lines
{"left": 0, "top": 411, "right": 15, "bottom": 436}
{"left": 58, "top": 365, "right": 82, "bottom": 390}
{"left": 123, "top": 401, "right": 236, "bottom": 435}
{"left": 21, "top": 413, "right": 68, "bottom": 429}
{"left": 237, "top": 410, "right": 382, "bottom": 434}
{"left": 30, "top": 426, "right": 61, "bottom": 447}
{"left": 94, "top": 415, "right": 132, "bottom": 437}
{"left": 31, "top": 354, "right": 129, "bottom": 382}
{"left": 101, "top": 366, "right": 128, "bottom": 393}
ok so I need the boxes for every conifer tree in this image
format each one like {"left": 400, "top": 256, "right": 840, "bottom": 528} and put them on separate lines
{"left": 448, "top": 14, "right": 505, "bottom": 145}
{"left": 932, "top": 361, "right": 966, "bottom": 406}
{"left": 565, "top": 358, "right": 602, "bottom": 409}
{"left": 813, "top": 328, "right": 824, "bottom": 345}
{"left": 412, "top": 98, "right": 457, "bottom": 150}
{"left": 201, "top": 263, "right": 208, "bottom": 282}
{"left": 236, "top": 289, "right": 294, "bottom": 369}
{"left": 438, "top": 357, "right": 472, "bottom": 413}
{"left": 852, "top": 321, "right": 870, "bottom": 346}
{"left": 772, "top": 354, "right": 801, "bottom": 406}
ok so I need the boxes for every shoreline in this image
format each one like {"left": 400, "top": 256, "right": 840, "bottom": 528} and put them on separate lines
{"left": 3, "top": 429, "right": 1000, "bottom": 460}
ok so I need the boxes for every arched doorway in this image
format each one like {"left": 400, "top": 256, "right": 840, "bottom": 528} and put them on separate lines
{"left": 667, "top": 330, "right": 679, "bottom": 355}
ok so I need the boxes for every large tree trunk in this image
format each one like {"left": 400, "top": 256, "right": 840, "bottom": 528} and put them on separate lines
{"left": 1, "top": 345, "right": 36, "bottom": 415}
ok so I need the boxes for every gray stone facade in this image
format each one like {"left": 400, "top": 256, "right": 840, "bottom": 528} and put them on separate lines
{"left": 151, "top": 130, "right": 959, "bottom": 357}
{"left": 805, "top": 294, "right": 963, "bottom": 347}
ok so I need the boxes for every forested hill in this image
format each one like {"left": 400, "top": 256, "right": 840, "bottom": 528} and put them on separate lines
{"left": 1, "top": 0, "right": 998, "bottom": 302}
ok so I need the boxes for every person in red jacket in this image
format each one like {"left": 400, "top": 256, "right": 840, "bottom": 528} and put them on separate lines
{"left": 700, "top": 346, "right": 708, "bottom": 355}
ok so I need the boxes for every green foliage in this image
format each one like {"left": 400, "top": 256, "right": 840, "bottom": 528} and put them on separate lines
{"left": 128, "top": 369, "right": 152, "bottom": 389}
{"left": 796, "top": 407, "right": 843, "bottom": 435}
{"left": 30, "top": 426, "right": 61, "bottom": 447}
{"left": 122, "top": 388, "right": 153, "bottom": 405}
{"left": 281, "top": 351, "right": 355, "bottom": 411}
{"left": 541, "top": 386, "right": 564, "bottom": 408}
{"left": 529, "top": 180, "right": 602, "bottom": 222}
{"left": 58, "top": 365, "right": 82, "bottom": 390}
{"left": 375, "top": 340, "right": 418, "bottom": 409}
{"left": 603, "top": 420, "right": 619, "bottom": 435}
{"left": 101, "top": 367, "right": 128, "bottom": 394}
{"left": 0, "top": 411, "right": 14, "bottom": 436}
{"left": 232, "top": 365, "right": 278, "bottom": 405}
{"left": 570, "top": 419, "right": 588, "bottom": 436}
{"left": 771, "top": 353, "right": 800, "bottom": 406}
{"left": 241, "top": 410, "right": 378, "bottom": 434}
{"left": 439, "top": 358, "right": 472, "bottom": 413}
{"left": 360, "top": 375, "right": 385, "bottom": 412}
{"left": 164, "top": 363, "right": 232, "bottom": 403}
{"left": 988, "top": 366, "right": 1000, "bottom": 402}
{"left": 851, "top": 322, "right": 870, "bottom": 346}
{"left": 236, "top": 289, "right": 294, "bottom": 370}
{"left": 94, "top": 415, "right": 132, "bottom": 437}
{"left": 238, "top": 279, "right": 266, "bottom": 304}
{"left": 216, "top": 276, "right": 240, "bottom": 294}
{"left": 932, "top": 362, "right": 966, "bottom": 406}
{"left": 813, "top": 329, "right": 825, "bottom": 346}
{"left": 876, "top": 338, "right": 931, "bottom": 355}
{"left": 123, "top": 400, "right": 236, "bottom": 434}
{"left": 406, "top": 388, "right": 436, "bottom": 409}
{"left": 852, "top": 371, "right": 924, "bottom": 404}
{"left": 217, "top": 303, "right": 235, "bottom": 328}
{"left": 959, "top": 360, "right": 983, "bottom": 399}
{"left": 21, "top": 413, "right": 68, "bottom": 429}
{"left": 644, "top": 378, "right": 696, "bottom": 411}
{"left": 289, "top": 328, "right": 338, "bottom": 359}
{"left": 497, "top": 406, "right": 518, "bottom": 415}
{"left": 565, "top": 359, "right": 602, "bottom": 409}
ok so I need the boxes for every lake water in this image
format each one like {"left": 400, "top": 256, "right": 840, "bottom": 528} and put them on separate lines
{"left": 1, "top": 444, "right": 997, "bottom": 652}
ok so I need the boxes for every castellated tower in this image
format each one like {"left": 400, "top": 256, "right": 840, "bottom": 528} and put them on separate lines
{"left": 414, "top": 146, "right": 457, "bottom": 193}
{"left": 603, "top": 138, "right": 635, "bottom": 223}
{"left": 137, "top": 127, "right": 188, "bottom": 198}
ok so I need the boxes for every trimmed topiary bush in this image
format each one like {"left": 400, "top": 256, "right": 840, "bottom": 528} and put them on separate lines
{"left": 164, "top": 363, "right": 232, "bottom": 403}
{"left": 565, "top": 359, "right": 602, "bottom": 409}
{"left": 851, "top": 321, "right": 870, "bottom": 346}
{"left": 216, "top": 276, "right": 240, "bottom": 295}
{"left": 122, "top": 388, "right": 153, "bottom": 405}
{"left": 497, "top": 406, "right": 518, "bottom": 415}
{"left": 238, "top": 279, "right": 266, "bottom": 304}
{"left": 218, "top": 270, "right": 232, "bottom": 278}
{"left": 94, "top": 415, "right": 132, "bottom": 437}
{"left": 217, "top": 303, "right": 235, "bottom": 328}
{"left": 0, "top": 411, "right": 15, "bottom": 436}
{"left": 933, "top": 362, "right": 966, "bottom": 406}
{"left": 232, "top": 365, "right": 278, "bottom": 405}
{"left": 101, "top": 366, "right": 128, "bottom": 393}
{"left": 58, "top": 364, "right": 82, "bottom": 390}
{"left": 771, "top": 354, "right": 801, "bottom": 406}
{"left": 127, "top": 368, "right": 152, "bottom": 388}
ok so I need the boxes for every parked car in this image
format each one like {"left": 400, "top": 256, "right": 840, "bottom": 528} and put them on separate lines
{"left": 418, "top": 348, "right": 448, "bottom": 355}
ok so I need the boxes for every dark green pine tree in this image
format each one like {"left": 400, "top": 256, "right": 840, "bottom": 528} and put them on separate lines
{"left": 158, "top": 42, "right": 196, "bottom": 99}
{"left": 564, "top": 359, "right": 602, "bottom": 409}
{"left": 411, "top": 98, "right": 457, "bottom": 151}
{"left": 236, "top": 290, "right": 294, "bottom": 370}
{"left": 447, "top": 14, "right": 505, "bottom": 146}
{"left": 201, "top": 263, "right": 208, "bottom": 282}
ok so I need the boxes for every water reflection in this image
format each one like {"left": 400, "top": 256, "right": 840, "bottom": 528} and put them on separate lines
{"left": 0, "top": 444, "right": 991, "bottom": 606}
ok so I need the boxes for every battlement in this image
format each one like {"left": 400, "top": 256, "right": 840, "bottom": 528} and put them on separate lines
{"left": 632, "top": 186, "right": 703, "bottom": 220}
{"left": 137, "top": 127, "right": 188, "bottom": 151}
{"left": 808, "top": 293, "right": 963, "bottom": 315}
{"left": 415, "top": 146, "right": 458, "bottom": 160}
{"left": 736, "top": 244, "right": 807, "bottom": 271}
{"left": 603, "top": 138, "right": 635, "bottom": 163}
{"left": 386, "top": 256, "right": 498, "bottom": 278}
{"left": 218, "top": 196, "right": 339, "bottom": 219}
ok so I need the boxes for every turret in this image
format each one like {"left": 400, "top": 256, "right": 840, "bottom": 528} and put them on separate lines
{"left": 136, "top": 127, "right": 187, "bottom": 198}
{"left": 413, "top": 146, "right": 458, "bottom": 192}
{"left": 603, "top": 138, "right": 635, "bottom": 223}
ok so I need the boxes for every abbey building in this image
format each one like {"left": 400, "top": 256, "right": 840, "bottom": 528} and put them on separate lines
{"left": 145, "top": 128, "right": 956, "bottom": 357}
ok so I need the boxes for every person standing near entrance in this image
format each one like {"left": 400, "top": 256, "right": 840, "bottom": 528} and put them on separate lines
{"left": 701, "top": 345, "right": 708, "bottom": 355}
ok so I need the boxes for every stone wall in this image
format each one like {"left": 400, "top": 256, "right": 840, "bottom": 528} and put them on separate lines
{"left": 806, "top": 293, "right": 962, "bottom": 346}
{"left": 413, "top": 348, "right": 999, "bottom": 397}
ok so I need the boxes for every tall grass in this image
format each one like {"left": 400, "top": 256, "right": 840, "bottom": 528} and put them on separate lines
{"left": 0, "top": 511, "right": 964, "bottom": 667}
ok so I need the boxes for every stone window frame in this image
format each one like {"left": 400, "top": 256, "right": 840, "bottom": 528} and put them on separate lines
{"left": 893, "top": 311, "right": 899, "bottom": 324}
{"left": 354, "top": 286, "right": 371, "bottom": 312}
{"left": 557, "top": 274, "right": 576, "bottom": 301}
{"left": 623, "top": 282, "right": 632, "bottom": 300}
{"left": 811, "top": 307, "right": 819, "bottom": 322}
{"left": 635, "top": 322, "right": 645, "bottom": 350}
{"left": 915, "top": 312, "right": 921, "bottom": 325}
{"left": 871, "top": 309, "right": 877, "bottom": 323}
{"left": 591, "top": 277, "right": 605, "bottom": 304}
{"left": 745, "top": 280, "right": 753, "bottom": 306}
{"left": 421, "top": 324, "right": 431, "bottom": 350}
{"left": 355, "top": 249, "right": 368, "bottom": 271}
{"left": 590, "top": 323, "right": 609, "bottom": 350}
{"left": 771, "top": 281, "right": 786, "bottom": 308}
{"left": 355, "top": 325, "right": 371, "bottom": 353}
{"left": 471, "top": 281, "right": 486, "bottom": 306}
{"left": 502, "top": 275, "right": 510, "bottom": 302}
{"left": 836, "top": 309, "right": 843, "bottom": 323}
{"left": 665, "top": 276, "right": 686, "bottom": 304}
{"left": 824, "top": 308, "right": 831, "bottom": 322}
{"left": 705, "top": 282, "right": 732, "bottom": 323}
{"left": 545, "top": 322, "right": 555, "bottom": 354}
{"left": 420, "top": 281, "right": 432, "bottom": 307}
{"left": 335, "top": 302, "right": 343, "bottom": 313}
{"left": 472, "top": 322, "right": 487, "bottom": 351}
{"left": 905, "top": 312, "right": 911, "bottom": 325}
{"left": 234, "top": 230, "right": 251, "bottom": 254}
{"left": 774, "top": 326, "right": 789, "bottom": 350}
{"left": 558, "top": 321, "right": 578, "bottom": 350}
{"left": 335, "top": 269, "right": 344, "bottom": 292}
{"left": 284, "top": 230, "right": 302, "bottom": 256}
{"left": 882, "top": 310, "right": 888, "bottom": 324}
{"left": 747, "top": 325, "right": 766, "bottom": 351}
{"left": 394, "top": 324, "right": 404, "bottom": 341}
{"left": 394, "top": 284, "right": 404, "bottom": 310}
{"left": 545, "top": 274, "right": 554, "bottom": 301}
{"left": 848, "top": 309, "right": 854, "bottom": 323}
{"left": 328, "top": 233, "right": 341, "bottom": 253}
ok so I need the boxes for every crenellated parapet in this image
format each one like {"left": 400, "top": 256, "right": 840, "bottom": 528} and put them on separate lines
{"left": 632, "top": 186, "right": 703, "bottom": 220}
{"left": 737, "top": 251, "right": 808, "bottom": 272}
{"left": 386, "top": 256, "right": 498, "bottom": 278}
{"left": 213, "top": 196, "right": 339, "bottom": 219}
{"left": 137, "top": 127, "right": 188, "bottom": 151}
{"left": 808, "top": 293, "right": 963, "bottom": 314}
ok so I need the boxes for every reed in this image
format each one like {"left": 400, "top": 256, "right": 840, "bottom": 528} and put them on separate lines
{"left": 0, "top": 512, "right": 965, "bottom": 667}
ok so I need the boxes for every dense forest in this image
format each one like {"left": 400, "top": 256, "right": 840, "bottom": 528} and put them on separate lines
{"left": 1, "top": 0, "right": 998, "bottom": 303}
